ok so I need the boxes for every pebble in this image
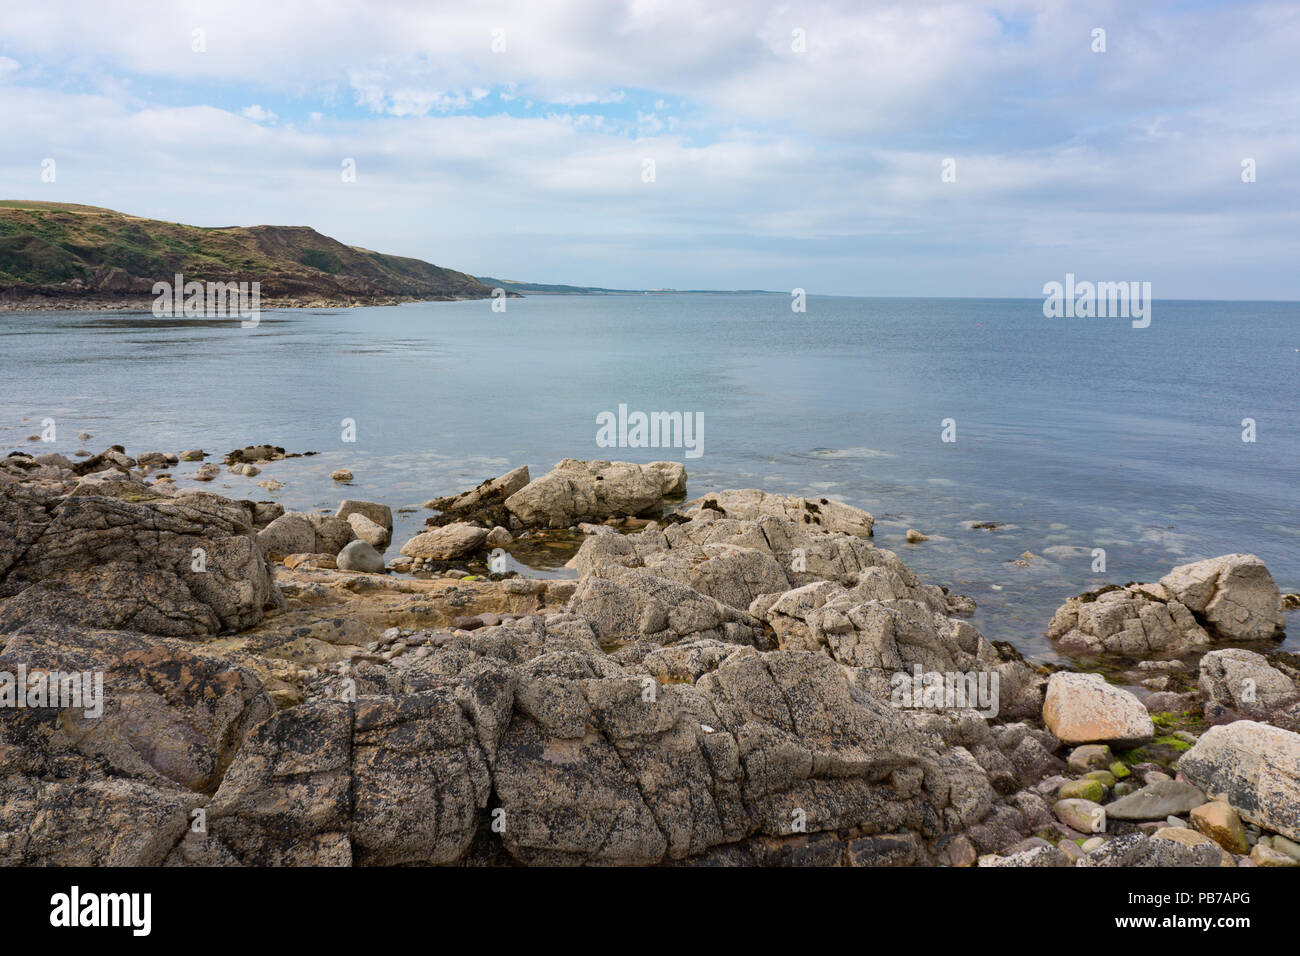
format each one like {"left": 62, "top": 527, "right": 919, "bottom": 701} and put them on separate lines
{"left": 331, "top": 469, "right": 353, "bottom": 481}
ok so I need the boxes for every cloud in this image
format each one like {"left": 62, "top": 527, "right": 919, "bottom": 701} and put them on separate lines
{"left": 241, "top": 104, "right": 278, "bottom": 123}
{"left": 0, "top": 0, "right": 1296, "bottom": 296}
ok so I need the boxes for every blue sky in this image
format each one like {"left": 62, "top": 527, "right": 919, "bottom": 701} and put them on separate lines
{"left": 1, "top": 0, "right": 1297, "bottom": 297}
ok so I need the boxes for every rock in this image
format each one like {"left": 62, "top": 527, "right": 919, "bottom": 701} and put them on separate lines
{"left": 683, "top": 488, "right": 874, "bottom": 537}
{"left": 0, "top": 484, "right": 273, "bottom": 636}
{"left": 977, "top": 845, "right": 1069, "bottom": 867}
{"left": 346, "top": 513, "right": 390, "bottom": 551}
{"left": 305, "top": 514, "right": 356, "bottom": 556}
{"left": 423, "top": 466, "right": 531, "bottom": 528}
{"left": 400, "top": 523, "right": 489, "bottom": 561}
{"left": 194, "top": 462, "right": 220, "bottom": 481}
{"left": 486, "top": 526, "right": 513, "bottom": 547}
{"left": 567, "top": 564, "right": 768, "bottom": 649}
{"left": 257, "top": 513, "right": 316, "bottom": 557}
{"left": 1189, "top": 801, "right": 1248, "bottom": 853}
{"left": 1271, "top": 835, "right": 1300, "bottom": 862}
{"left": 905, "top": 529, "right": 928, "bottom": 543}
{"left": 1250, "top": 844, "right": 1299, "bottom": 866}
{"left": 1043, "top": 673, "right": 1154, "bottom": 746}
{"left": 1283, "top": 593, "right": 1300, "bottom": 610}
{"left": 1046, "top": 583, "right": 1210, "bottom": 657}
{"left": 1053, "top": 798, "right": 1105, "bottom": 834}
{"left": 1067, "top": 744, "right": 1114, "bottom": 774}
{"left": 504, "top": 459, "right": 684, "bottom": 528}
{"left": 224, "top": 445, "right": 286, "bottom": 465}
{"left": 331, "top": 469, "right": 353, "bottom": 482}
{"left": 1059, "top": 779, "right": 1106, "bottom": 802}
{"left": 1198, "top": 648, "right": 1298, "bottom": 727}
{"left": 337, "top": 540, "right": 386, "bottom": 574}
{"left": 1178, "top": 720, "right": 1300, "bottom": 841}
{"left": 1106, "top": 780, "right": 1208, "bottom": 820}
{"left": 336, "top": 499, "right": 393, "bottom": 535}
{"left": 179, "top": 449, "right": 205, "bottom": 461}
{"left": 1077, "top": 831, "right": 1228, "bottom": 867}
{"left": 1159, "top": 553, "right": 1284, "bottom": 641}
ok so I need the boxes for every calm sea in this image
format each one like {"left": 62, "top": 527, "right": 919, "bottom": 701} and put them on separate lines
{"left": 3, "top": 294, "right": 1297, "bottom": 660}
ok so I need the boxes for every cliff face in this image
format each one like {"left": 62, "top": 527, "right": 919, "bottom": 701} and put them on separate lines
{"left": 0, "top": 201, "right": 491, "bottom": 307}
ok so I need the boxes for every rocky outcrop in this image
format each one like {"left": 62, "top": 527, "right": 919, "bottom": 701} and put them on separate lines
{"left": 1046, "top": 554, "right": 1286, "bottom": 658}
{"left": 504, "top": 459, "right": 686, "bottom": 528}
{"left": 682, "top": 489, "right": 874, "bottom": 537}
{"left": 423, "top": 466, "right": 530, "bottom": 529}
{"left": 0, "top": 482, "right": 273, "bottom": 637}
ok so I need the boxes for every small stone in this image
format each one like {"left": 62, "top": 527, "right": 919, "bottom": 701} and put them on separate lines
{"left": 1270, "top": 834, "right": 1300, "bottom": 863}
{"left": 1081, "top": 836, "right": 1106, "bottom": 853}
{"left": 1058, "top": 779, "right": 1106, "bottom": 803}
{"left": 77, "top": 432, "right": 92, "bottom": 440}
{"left": 1109, "top": 761, "right": 1130, "bottom": 779}
{"left": 1054, "top": 798, "right": 1105, "bottom": 834}
{"left": 1144, "top": 770, "right": 1171, "bottom": 786}
{"left": 179, "top": 449, "right": 205, "bottom": 461}
{"left": 1085, "top": 770, "right": 1116, "bottom": 789}
{"left": 1189, "top": 801, "right": 1249, "bottom": 854}
{"left": 1067, "top": 744, "right": 1113, "bottom": 774}
{"left": 905, "top": 529, "right": 928, "bottom": 543}
{"left": 1250, "top": 844, "right": 1300, "bottom": 867}
{"left": 486, "top": 526, "right": 513, "bottom": 547}
{"left": 1058, "top": 840, "right": 1086, "bottom": 864}
{"left": 331, "top": 469, "right": 353, "bottom": 482}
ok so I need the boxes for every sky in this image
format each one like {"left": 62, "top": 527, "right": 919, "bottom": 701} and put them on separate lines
{"left": 1, "top": 0, "right": 1297, "bottom": 298}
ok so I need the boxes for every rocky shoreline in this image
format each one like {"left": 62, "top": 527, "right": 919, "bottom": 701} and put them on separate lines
{"left": 1, "top": 442, "right": 1297, "bottom": 866}
{"left": 0, "top": 291, "right": 494, "bottom": 312}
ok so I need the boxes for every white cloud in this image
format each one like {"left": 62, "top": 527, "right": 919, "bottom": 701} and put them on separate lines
{"left": 241, "top": 104, "right": 278, "bottom": 123}
{"left": 0, "top": 0, "right": 1296, "bottom": 295}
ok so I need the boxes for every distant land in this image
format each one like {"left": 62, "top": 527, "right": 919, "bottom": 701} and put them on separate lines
{"left": 0, "top": 200, "right": 490, "bottom": 310}
{"left": 476, "top": 276, "right": 779, "bottom": 296}
{"left": 0, "top": 200, "right": 779, "bottom": 312}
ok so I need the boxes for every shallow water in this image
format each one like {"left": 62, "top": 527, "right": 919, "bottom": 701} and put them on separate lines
{"left": 3, "top": 294, "right": 1297, "bottom": 661}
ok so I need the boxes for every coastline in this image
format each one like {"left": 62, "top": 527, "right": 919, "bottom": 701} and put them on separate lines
{"left": 2, "top": 439, "right": 1297, "bottom": 867}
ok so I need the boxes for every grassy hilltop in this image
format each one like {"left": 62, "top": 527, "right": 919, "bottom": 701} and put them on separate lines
{"left": 0, "top": 200, "right": 490, "bottom": 307}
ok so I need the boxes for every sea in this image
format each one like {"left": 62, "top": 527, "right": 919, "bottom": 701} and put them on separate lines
{"left": 3, "top": 294, "right": 1296, "bottom": 661}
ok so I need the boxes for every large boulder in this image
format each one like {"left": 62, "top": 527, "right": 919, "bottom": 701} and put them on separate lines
{"left": 504, "top": 459, "right": 683, "bottom": 528}
{"left": 0, "top": 484, "right": 273, "bottom": 636}
{"left": 1046, "top": 583, "right": 1209, "bottom": 657}
{"left": 1159, "top": 554, "right": 1285, "bottom": 641}
{"left": 1178, "top": 720, "right": 1300, "bottom": 841}
{"left": 1042, "top": 673, "right": 1154, "bottom": 746}
{"left": 399, "top": 523, "right": 489, "bottom": 560}
{"left": 1198, "top": 648, "right": 1299, "bottom": 729}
